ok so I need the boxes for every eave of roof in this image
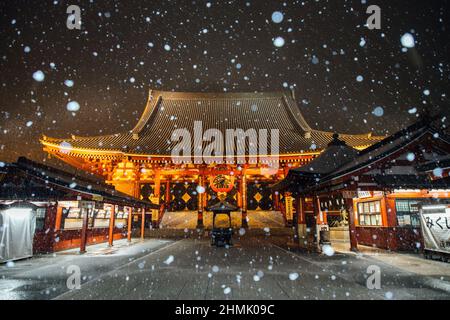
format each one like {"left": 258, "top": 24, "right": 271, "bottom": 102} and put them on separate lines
{"left": 297, "top": 118, "right": 450, "bottom": 193}
{"left": 2, "top": 158, "right": 157, "bottom": 208}
{"left": 417, "top": 155, "right": 450, "bottom": 172}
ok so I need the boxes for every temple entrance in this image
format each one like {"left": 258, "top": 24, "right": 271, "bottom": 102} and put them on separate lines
{"left": 139, "top": 181, "right": 276, "bottom": 213}
{"left": 138, "top": 180, "right": 287, "bottom": 230}
{"left": 319, "top": 197, "right": 350, "bottom": 245}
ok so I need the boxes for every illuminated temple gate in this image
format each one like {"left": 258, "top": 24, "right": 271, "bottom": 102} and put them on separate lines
{"left": 41, "top": 90, "right": 384, "bottom": 228}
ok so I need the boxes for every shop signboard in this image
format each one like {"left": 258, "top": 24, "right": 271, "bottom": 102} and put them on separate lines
{"left": 419, "top": 204, "right": 450, "bottom": 254}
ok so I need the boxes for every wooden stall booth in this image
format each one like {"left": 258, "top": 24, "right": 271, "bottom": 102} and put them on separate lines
{"left": 0, "top": 157, "right": 158, "bottom": 258}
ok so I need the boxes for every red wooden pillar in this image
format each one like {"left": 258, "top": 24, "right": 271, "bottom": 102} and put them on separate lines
{"left": 297, "top": 197, "right": 306, "bottom": 224}
{"left": 44, "top": 204, "right": 59, "bottom": 253}
{"left": 127, "top": 207, "right": 133, "bottom": 242}
{"left": 165, "top": 178, "right": 171, "bottom": 207}
{"left": 274, "top": 192, "right": 280, "bottom": 211}
{"left": 382, "top": 194, "right": 398, "bottom": 250}
{"left": 140, "top": 207, "right": 145, "bottom": 240}
{"left": 79, "top": 207, "right": 89, "bottom": 254}
{"left": 154, "top": 174, "right": 161, "bottom": 199}
{"left": 312, "top": 196, "right": 320, "bottom": 244}
{"left": 237, "top": 184, "right": 242, "bottom": 208}
{"left": 345, "top": 198, "right": 358, "bottom": 252}
{"left": 152, "top": 173, "right": 161, "bottom": 228}
{"left": 55, "top": 205, "right": 63, "bottom": 231}
{"left": 197, "top": 175, "right": 204, "bottom": 229}
{"left": 108, "top": 205, "right": 116, "bottom": 247}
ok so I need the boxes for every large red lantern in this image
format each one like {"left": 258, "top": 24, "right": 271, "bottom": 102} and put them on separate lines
{"left": 209, "top": 174, "right": 235, "bottom": 193}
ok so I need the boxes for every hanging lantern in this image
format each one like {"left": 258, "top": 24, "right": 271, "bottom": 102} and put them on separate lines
{"left": 209, "top": 174, "right": 235, "bottom": 193}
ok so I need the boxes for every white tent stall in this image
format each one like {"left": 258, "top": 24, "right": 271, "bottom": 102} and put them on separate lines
{"left": 0, "top": 202, "right": 37, "bottom": 263}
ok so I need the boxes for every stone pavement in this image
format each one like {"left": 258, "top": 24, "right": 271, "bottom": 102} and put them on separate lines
{"left": 331, "top": 241, "right": 450, "bottom": 286}
{"left": 1, "top": 229, "right": 450, "bottom": 300}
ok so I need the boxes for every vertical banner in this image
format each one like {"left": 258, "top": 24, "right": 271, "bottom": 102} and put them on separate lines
{"left": 151, "top": 196, "right": 159, "bottom": 222}
{"left": 285, "top": 195, "right": 293, "bottom": 222}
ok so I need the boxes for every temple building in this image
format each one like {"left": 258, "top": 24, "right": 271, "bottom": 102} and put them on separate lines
{"left": 274, "top": 117, "right": 450, "bottom": 252}
{"left": 41, "top": 90, "right": 384, "bottom": 228}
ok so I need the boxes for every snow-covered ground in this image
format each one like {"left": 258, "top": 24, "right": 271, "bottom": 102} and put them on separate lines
{"left": 1, "top": 233, "right": 450, "bottom": 300}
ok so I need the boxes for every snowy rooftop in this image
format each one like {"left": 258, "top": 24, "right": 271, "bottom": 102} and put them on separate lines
{"left": 41, "top": 90, "right": 384, "bottom": 157}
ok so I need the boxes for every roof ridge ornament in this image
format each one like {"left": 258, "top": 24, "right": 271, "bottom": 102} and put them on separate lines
{"left": 328, "top": 133, "right": 347, "bottom": 147}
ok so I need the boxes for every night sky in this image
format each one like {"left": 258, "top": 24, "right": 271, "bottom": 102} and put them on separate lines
{"left": 0, "top": 0, "right": 449, "bottom": 166}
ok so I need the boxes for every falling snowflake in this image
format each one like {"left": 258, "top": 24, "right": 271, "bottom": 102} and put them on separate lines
{"left": 433, "top": 167, "right": 443, "bottom": 178}
{"left": 289, "top": 272, "right": 299, "bottom": 281}
{"left": 408, "top": 107, "right": 417, "bottom": 114}
{"left": 406, "top": 153, "right": 415, "bottom": 162}
{"left": 271, "top": 11, "right": 284, "bottom": 24}
{"left": 64, "top": 80, "right": 74, "bottom": 87}
{"left": 372, "top": 106, "right": 384, "bottom": 117}
{"left": 67, "top": 101, "right": 80, "bottom": 112}
{"left": 196, "top": 185, "right": 205, "bottom": 194}
{"left": 322, "top": 245, "right": 335, "bottom": 256}
{"left": 32, "top": 70, "right": 45, "bottom": 82}
{"left": 273, "top": 37, "right": 285, "bottom": 48}
{"left": 359, "top": 37, "right": 366, "bottom": 47}
{"left": 400, "top": 33, "right": 415, "bottom": 48}
{"left": 164, "top": 255, "right": 174, "bottom": 265}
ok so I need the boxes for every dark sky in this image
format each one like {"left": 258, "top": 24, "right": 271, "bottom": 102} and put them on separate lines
{"left": 0, "top": 0, "right": 449, "bottom": 165}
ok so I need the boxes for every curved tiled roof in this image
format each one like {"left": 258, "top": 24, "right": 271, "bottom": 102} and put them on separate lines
{"left": 291, "top": 134, "right": 359, "bottom": 176}
{"left": 42, "top": 90, "right": 384, "bottom": 157}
